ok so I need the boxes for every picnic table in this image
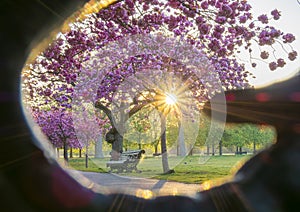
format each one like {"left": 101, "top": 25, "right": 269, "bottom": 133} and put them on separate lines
{"left": 106, "top": 149, "right": 145, "bottom": 173}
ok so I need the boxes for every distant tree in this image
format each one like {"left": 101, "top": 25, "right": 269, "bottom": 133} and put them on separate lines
{"left": 222, "top": 124, "right": 247, "bottom": 153}
{"left": 222, "top": 123, "right": 276, "bottom": 154}
{"left": 33, "top": 108, "right": 82, "bottom": 163}
{"left": 73, "top": 103, "right": 104, "bottom": 168}
{"left": 196, "top": 115, "right": 210, "bottom": 148}
{"left": 196, "top": 114, "right": 222, "bottom": 155}
{"left": 126, "top": 108, "right": 151, "bottom": 149}
{"left": 240, "top": 124, "right": 276, "bottom": 153}
{"left": 176, "top": 120, "right": 188, "bottom": 156}
{"left": 148, "top": 110, "right": 161, "bottom": 155}
{"left": 166, "top": 115, "right": 179, "bottom": 154}
{"left": 94, "top": 110, "right": 111, "bottom": 158}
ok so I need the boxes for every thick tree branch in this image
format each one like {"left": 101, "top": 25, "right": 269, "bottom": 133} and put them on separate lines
{"left": 94, "top": 101, "right": 116, "bottom": 128}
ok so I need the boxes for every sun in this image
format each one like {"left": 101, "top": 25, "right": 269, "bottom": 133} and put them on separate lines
{"left": 165, "top": 93, "right": 178, "bottom": 105}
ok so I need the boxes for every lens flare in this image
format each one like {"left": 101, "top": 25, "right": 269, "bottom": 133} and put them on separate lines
{"left": 135, "top": 189, "right": 153, "bottom": 199}
{"left": 165, "top": 93, "right": 177, "bottom": 105}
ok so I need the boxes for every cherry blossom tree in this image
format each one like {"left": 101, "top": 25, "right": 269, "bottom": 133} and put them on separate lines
{"left": 22, "top": 0, "right": 298, "bottom": 172}
{"left": 33, "top": 108, "right": 83, "bottom": 163}
{"left": 73, "top": 103, "right": 103, "bottom": 168}
{"left": 33, "top": 105, "right": 107, "bottom": 167}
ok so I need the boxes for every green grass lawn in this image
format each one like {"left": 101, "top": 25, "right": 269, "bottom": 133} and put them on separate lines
{"left": 64, "top": 155, "right": 250, "bottom": 184}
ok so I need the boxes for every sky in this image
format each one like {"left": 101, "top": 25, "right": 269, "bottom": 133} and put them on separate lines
{"left": 246, "top": 0, "right": 300, "bottom": 87}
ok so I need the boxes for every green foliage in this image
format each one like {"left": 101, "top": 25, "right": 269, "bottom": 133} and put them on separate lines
{"left": 124, "top": 108, "right": 161, "bottom": 150}
{"left": 194, "top": 115, "right": 276, "bottom": 154}
{"left": 157, "top": 155, "right": 250, "bottom": 184}
{"left": 61, "top": 157, "right": 108, "bottom": 173}
{"left": 196, "top": 114, "right": 223, "bottom": 147}
{"left": 222, "top": 123, "right": 276, "bottom": 149}
{"left": 166, "top": 115, "right": 180, "bottom": 148}
{"left": 195, "top": 115, "right": 210, "bottom": 147}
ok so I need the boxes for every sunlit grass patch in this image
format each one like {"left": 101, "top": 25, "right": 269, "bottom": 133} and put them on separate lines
{"left": 63, "top": 155, "right": 250, "bottom": 184}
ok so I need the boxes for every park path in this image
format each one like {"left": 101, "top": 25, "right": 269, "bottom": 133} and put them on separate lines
{"left": 67, "top": 170, "right": 202, "bottom": 198}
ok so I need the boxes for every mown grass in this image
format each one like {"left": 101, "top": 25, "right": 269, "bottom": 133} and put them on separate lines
{"left": 63, "top": 155, "right": 250, "bottom": 184}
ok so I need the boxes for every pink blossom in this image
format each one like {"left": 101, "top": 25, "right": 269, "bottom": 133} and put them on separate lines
{"left": 288, "top": 51, "right": 298, "bottom": 61}
{"left": 283, "top": 33, "right": 296, "bottom": 43}
{"left": 221, "top": 4, "right": 233, "bottom": 17}
{"left": 258, "top": 14, "right": 268, "bottom": 24}
{"left": 199, "top": 24, "right": 210, "bottom": 34}
{"left": 201, "top": 1, "right": 209, "bottom": 9}
{"left": 216, "top": 16, "right": 226, "bottom": 24}
{"left": 260, "top": 51, "right": 269, "bottom": 59}
{"left": 239, "top": 15, "right": 247, "bottom": 24}
{"left": 277, "top": 58, "right": 286, "bottom": 67}
{"left": 269, "top": 62, "right": 277, "bottom": 71}
{"left": 271, "top": 9, "right": 281, "bottom": 20}
{"left": 22, "top": 0, "right": 299, "bottom": 121}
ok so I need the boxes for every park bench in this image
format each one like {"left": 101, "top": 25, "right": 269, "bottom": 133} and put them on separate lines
{"left": 235, "top": 151, "right": 247, "bottom": 155}
{"left": 152, "top": 153, "right": 161, "bottom": 157}
{"left": 106, "top": 150, "right": 145, "bottom": 173}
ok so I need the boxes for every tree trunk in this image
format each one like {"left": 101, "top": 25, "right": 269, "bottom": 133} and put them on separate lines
{"left": 253, "top": 141, "right": 256, "bottom": 154}
{"left": 178, "top": 121, "right": 186, "bottom": 156}
{"left": 95, "top": 102, "right": 124, "bottom": 160}
{"left": 160, "top": 114, "right": 170, "bottom": 173}
{"left": 212, "top": 143, "right": 215, "bottom": 156}
{"left": 106, "top": 127, "right": 123, "bottom": 160}
{"left": 239, "top": 146, "right": 242, "bottom": 154}
{"left": 219, "top": 140, "right": 223, "bottom": 156}
{"left": 112, "top": 132, "right": 123, "bottom": 160}
{"left": 79, "top": 148, "right": 82, "bottom": 158}
{"left": 138, "top": 134, "right": 141, "bottom": 149}
{"left": 188, "top": 146, "right": 193, "bottom": 156}
{"left": 70, "top": 148, "right": 73, "bottom": 158}
{"left": 63, "top": 141, "right": 68, "bottom": 164}
{"left": 154, "top": 142, "right": 158, "bottom": 154}
{"left": 207, "top": 145, "right": 210, "bottom": 155}
{"left": 95, "top": 135, "right": 104, "bottom": 158}
{"left": 85, "top": 145, "right": 88, "bottom": 168}
{"left": 57, "top": 148, "right": 60, "bottom": 158}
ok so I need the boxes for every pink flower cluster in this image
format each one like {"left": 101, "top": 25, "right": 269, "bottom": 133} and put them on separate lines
{"left": 23, "top": 0, "right": 298, "bottom": 114}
